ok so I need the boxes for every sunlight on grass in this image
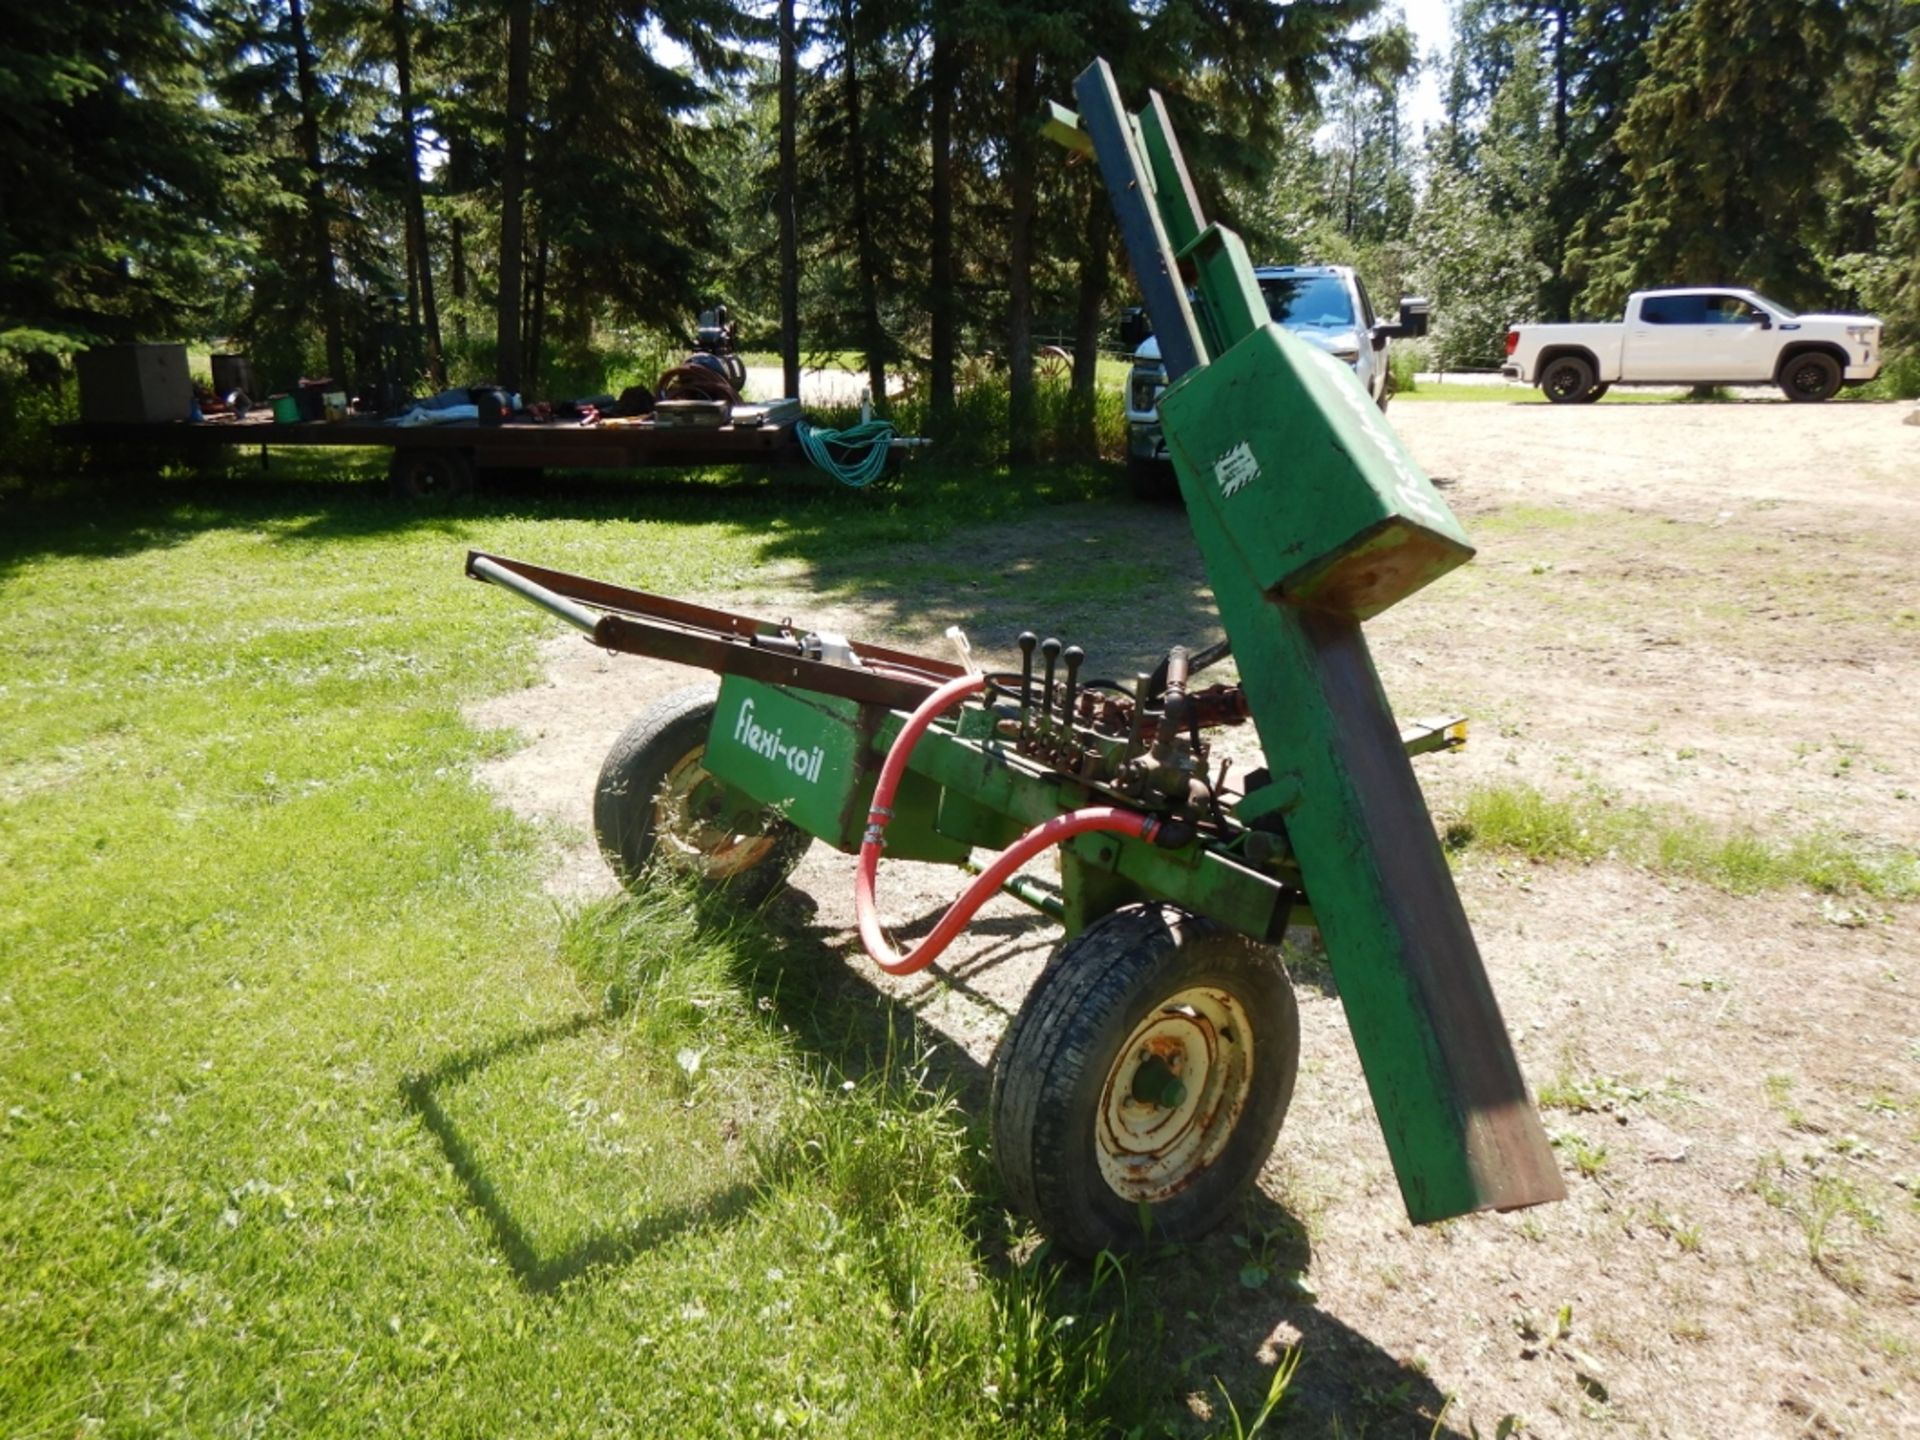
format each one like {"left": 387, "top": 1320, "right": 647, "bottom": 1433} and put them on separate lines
{"left": 1444, "top": 782, "right": 1919, "bottom": 899}
{"left": 0, "top": 470, "right": 1175, "bottom": 1436}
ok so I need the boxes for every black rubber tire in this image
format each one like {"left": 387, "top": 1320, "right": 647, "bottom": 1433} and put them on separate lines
{"left": 1540, "top": 355, "right": 1598, "bottom": 404}
{"left": 1126, "top": 454, "right": 1180, "bottom": 504}
{"left": 1779, "top": 351, "right": 1842, "bottom": 403}
{"left": 1588, "top": 382, "right": 1611, "bottom": 401}
{"left": 476, "top": 465, "right": 544, "bottom": 488}
{"left": 990, "top": 904, "right": 1299, "bottom": 1257}
{"left": 593, "top": 685, "right": 811, "bottom": 903}
{"left": 388, "top": 448, "right": 474, "bottom": 499}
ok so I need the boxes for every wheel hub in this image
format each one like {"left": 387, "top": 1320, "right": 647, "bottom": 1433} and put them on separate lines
{"left": 655, "top": 746, "right": 780, "bottom": 879}
{"left": 1096, "top": 986, "right": 1255, "bottom": 1203}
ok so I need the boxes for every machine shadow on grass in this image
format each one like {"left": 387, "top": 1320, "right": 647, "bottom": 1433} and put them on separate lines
{"left": 397, "top": 1009, "right": 758, "bottom": 1294}
{"left": 397, "top": 878, "right": 1463, "bottom": 1435}
{"left": 751, "top": 895, "right": 1459, "bottom": 1435}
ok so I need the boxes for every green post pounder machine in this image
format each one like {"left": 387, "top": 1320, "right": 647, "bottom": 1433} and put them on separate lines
{"left": 466, "top": 58, "right": 1563, "bottom": 1257}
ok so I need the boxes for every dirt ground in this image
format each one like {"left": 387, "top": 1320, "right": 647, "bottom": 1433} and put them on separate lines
{"left": 467, "top": 400, "right": 1919, "bottom": 1437}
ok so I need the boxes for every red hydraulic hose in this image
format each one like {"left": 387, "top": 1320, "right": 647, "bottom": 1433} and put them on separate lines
{"left": 855, "top": 673, "right": 1163, "bottom": 976}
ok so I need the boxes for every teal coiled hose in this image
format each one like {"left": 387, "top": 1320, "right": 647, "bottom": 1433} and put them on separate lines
{"left": 796, "top": 419, "right": 895, "bottom": 488}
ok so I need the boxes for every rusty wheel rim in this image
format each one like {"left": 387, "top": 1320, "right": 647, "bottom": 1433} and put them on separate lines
{"left": 653, "top": 745, "right": 780, "bottom": 880}
{"left": 1096, "top": 986, "right": 1255, "bottom": 1203}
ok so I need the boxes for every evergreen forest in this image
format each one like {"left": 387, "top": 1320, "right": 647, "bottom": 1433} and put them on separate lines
{"left": 5, "top": 0, "right": 1918, "bottom": 463}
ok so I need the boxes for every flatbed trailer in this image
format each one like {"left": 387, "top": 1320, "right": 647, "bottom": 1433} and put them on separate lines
{"left": 55, "top": 406, "right": 812, "bottom": 497}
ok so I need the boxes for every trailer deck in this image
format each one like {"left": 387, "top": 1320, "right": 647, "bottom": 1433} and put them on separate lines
{"left": 56, "top": 404, "right": 810, "bottom": 495}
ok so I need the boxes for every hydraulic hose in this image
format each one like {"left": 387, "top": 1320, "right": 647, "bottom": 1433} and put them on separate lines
{"left": 855, "top": 674, "right": 1163, "bottom": 976}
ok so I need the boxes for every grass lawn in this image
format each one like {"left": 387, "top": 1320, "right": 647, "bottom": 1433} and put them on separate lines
{"left": 0, "top": 456, "right": 1203, "bottom": 1437}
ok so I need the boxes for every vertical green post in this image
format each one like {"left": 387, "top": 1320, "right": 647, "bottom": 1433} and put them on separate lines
{"left": 1066, "top": 59, "right": 1565, "bottom": 1221}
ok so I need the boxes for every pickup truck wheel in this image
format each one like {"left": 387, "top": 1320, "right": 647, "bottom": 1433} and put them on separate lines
{"left": 1126, "top": 455, "right": 1180, "bottom": 504}
{"left": 1779, "top": 352, "right": 1841, "bottom": 403}
{"left": 1588, "top": 383, "right": 1611, "bottom": 401}
{"left": 1541, "top": 355, "right": 1598, "bottom": 404}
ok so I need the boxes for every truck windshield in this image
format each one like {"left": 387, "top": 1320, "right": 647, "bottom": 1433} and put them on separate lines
{"left": 1261, "top": 275, "right": 1354, "bottom": 328}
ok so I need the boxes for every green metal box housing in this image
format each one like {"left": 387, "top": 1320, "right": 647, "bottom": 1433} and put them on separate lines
{"left": 1158, "top": 324, "right": 1473, "bottom": 622}
{"left": 703, "top": 674, "right": 966, "bottom": 863}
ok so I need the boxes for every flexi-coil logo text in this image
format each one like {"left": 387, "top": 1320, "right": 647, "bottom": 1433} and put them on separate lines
{"left": 731, "top": 698, "right": 826, "bottom": 784}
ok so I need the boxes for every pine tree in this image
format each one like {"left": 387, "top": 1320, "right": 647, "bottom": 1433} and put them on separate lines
{"left": 1, "top": 2, "right": 228, "bottom": 359}
{"left": 1578, "top": 0, "right": 1853, "bottom": 311}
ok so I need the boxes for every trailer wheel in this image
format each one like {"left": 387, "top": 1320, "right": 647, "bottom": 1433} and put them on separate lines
{"left": 388, "top": 449, "right": 474, "bottom": 499}
{"left": 594, "top": 686, "right": 811, "bottom": 902}
{"left": 990, "top": 904, "right": 1298, "bottom": 1256}
{"left": 1540, "top": 355, "right": 1598, "bottom": 404}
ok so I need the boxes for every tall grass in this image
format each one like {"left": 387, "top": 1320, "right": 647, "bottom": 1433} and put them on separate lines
{"left": 880, "top": 374, "right": 1128, "bottom": 465}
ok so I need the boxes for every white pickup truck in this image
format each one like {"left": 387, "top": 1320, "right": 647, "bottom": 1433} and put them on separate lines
{"left": 1502, "top": 288, "right": 1882, "bottom": 403}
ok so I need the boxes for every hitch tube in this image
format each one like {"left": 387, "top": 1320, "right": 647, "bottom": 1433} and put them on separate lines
{"left": 469, "top": 554, "right": 603, "bottom": 635}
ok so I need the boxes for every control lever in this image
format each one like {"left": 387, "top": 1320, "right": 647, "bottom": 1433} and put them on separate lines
{"left": 1152, "top": 645, "right": 1190, "bottom": 764}
{"left": 1017, "top": 631, "right": 1038, "bottom": 742}
{"left": 1039, "top": 638, "right": 1061, "bottom": 735}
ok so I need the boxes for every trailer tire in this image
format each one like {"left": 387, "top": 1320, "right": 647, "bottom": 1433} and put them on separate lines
{"left": 594, "top": 686, "right": 811, "bottom": 903}
{"left": 1540, "top": 355, "right": 1599, "bottom": 404}
{"left": 389, "top": 449, "right": 474, "bottom": 500}
{"left": 990, "top": 904, "right": 1298, "bottom": 1257}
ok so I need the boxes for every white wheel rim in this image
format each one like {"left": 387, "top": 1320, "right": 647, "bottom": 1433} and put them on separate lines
{"left": 654, "top": 745, "right": 780, "bottom": 880}
{"left": 1096, "top": 985, "right": 1256, "bottom": 1203}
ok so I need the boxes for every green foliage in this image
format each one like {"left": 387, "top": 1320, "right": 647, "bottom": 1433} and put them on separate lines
{"left": 0, "top": 3, "right": 230, "bottom": 352}
{"left": 1413, "top": 144, "right": 1549, "bottom": 367}
{"left": 1577, "top": 0, "right": 1855, "bottom": 311}
{"left": 0, "top": 361, "right": 78, "bottom": 489}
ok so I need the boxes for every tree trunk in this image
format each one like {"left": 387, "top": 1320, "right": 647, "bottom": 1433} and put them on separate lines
{"left": 841, "top": 0, "right": 886, "bottom": 410}
{"left": 1005, "top": 46, "right": 1040, "bottom": 462}
{"left": 496, "top": 0, "right": 532, "bottom": 391}
{"left": 288, "top": 0, "right": 344, "bottom": 381}
{"left": 778, "top": 0, "right": 801, "bottom": 402}
{"left": 450, "top": 211, "right": 468, "bottom": 343}
{"left": 1069, "top": 182, "right": 1112, "bottom": 457}
{"left": 927, "top": 1, "right": 957, "bottom": 423}
{"left": 1551, "top": 2, "right": 1569, "bottom": 150}
{"left": 526, "top": 219, "right": 548, "bottom": 394}
{"left": 392, "top": 0, "right": 443, "bottom": 384}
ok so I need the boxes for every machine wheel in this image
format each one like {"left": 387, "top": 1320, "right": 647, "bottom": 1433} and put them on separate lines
{"left": 388, "top": 448, "right": 474, "bottom": 499}
{"left": 1779, "top": 351, "right": 1842, "bottom": 403}
{"left": 1588, "top": 382, "right": 1611, "bottom": 401}
{"left": 990, "top": 904, "right": 1299, "bottom": 1257}
{"left": 593, "top": 686, "right": 812, "bottom": 902}
{"left": 1540, "top": 355, "right": 1599, "bottom": 404}
{"left": 1126, "top": 454, "right": 1180, "bottom": 504}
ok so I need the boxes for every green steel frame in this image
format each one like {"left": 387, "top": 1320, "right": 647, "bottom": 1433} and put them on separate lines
{"left": 464, "top": 55, "right": 1565, "bottom": 1230}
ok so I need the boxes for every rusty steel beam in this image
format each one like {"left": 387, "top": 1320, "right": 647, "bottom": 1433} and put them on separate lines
{"left": 466, "top": 550, "right": 959, "bottom": 711}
